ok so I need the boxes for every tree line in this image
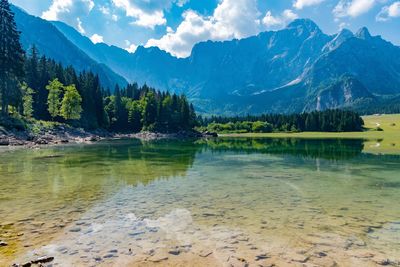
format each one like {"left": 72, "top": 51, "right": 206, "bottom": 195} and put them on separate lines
{"left": 199, "top": 109, "right": 365, "bottom": 133}
{"left": 0, "top": 0, "right": 197, "bottom": 133}
{"left": 0, "top": 0, "right": 366, "bottom": 135}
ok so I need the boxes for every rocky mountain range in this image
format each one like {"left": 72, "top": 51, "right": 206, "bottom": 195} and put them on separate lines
{"left": 12, "top": 5, "right": 400, "bottom": 115}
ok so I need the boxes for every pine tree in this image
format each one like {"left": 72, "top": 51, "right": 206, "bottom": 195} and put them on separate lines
{"left": 0, "top": 0, "right": 25, "bottom": 116}
{"left": 21, "top": 82, "right": 34, "bottom": 119}
{"left": 141, "top": 91, "right": 157, "bottom": 130}
{"left": 113, "top": 84, "right": 124, "bottom": 129}
{"left": 26, "top": 45, "right": 39, "bottom": 90}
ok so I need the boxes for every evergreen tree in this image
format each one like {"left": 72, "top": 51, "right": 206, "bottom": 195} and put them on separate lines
{"left": 21, "top": 82, "right": 34, "bottom": 119}
{"left": 180, "top": 96, "right": 190, "bottom": 129}
{"left": 0, "top": 0, "right": 25, "bottom": 116}
{"left": 141, "top": 91, "right": 157, "bottom": 130}
{"left": 25, "top": 46, "right": 39, "bottom": 89}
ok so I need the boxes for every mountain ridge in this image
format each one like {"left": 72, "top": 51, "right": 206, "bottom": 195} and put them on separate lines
{"left": 11, "top": 5, "right": 127, "bottom": 90}
{"left": 12, "top": 7, "right": 400, "bottom": 115}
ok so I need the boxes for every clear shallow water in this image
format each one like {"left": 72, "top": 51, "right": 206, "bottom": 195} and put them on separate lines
{"left": 0, "top": 138, "right": 400, "bottom": 266}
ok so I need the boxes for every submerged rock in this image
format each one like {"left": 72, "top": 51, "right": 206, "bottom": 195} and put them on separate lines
{"left": 147, "top": 253, "right": 169, "bottom": 263}
{"left": 255, "top": 253, "right": 269, "bottom": 261}
{"left": 227, "top": 256, "right": 249, "bottom": 267}
{"left": 12, "top": 262, "right": 31, "bottom": 267}
{"left": 30, "top": 256, "right": 54, "bottom": 264}
{"left": 69, "top": 227, "right": 81, "bottom": 232}
{"left": 198, "top": 250, "right": 213, "bottom": 257}
{"left": 168, "top": 248, "right": 181, "bottom": 255}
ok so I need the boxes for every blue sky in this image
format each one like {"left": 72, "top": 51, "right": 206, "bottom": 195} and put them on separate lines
{"left": 10, "top": 0, "right": 400, "bottom": 57}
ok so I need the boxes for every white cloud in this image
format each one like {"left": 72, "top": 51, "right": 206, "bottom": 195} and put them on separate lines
{"left": 333, "top": 0, "right": 376, "bottom": 18}
{"left": 376, "top": 1, "right": 400, "bottom": 21}
{"left": 176, "top": 0, "right": 189, "bottom": 7}
{"left": 90, "top": 34, "right": 104, "bottom": 44}
{"left": 112, "top": 0, "right": 166, "bottom": 29}
{"left": 145, "top": 0, "right": 261, "bottom": 58}
{"left": 99, "top": 6, "right": 110, "bottom": 15}
{"left": 112, "top": 14, "right": 119, "bottom": 21}
{"left": 76, "top": 17, "right": 85, "bottom": 34}
{"left": 42, "top": 0, "right": 94, "bottom": 34}
{"left": 124, "top": 40, "right": 138, "bottom": 53}
{"left": 126, "top": 44, "right": 138, "bottom": 53}
{"left": 262, "top": 9, "right": 298, "bottom": 28}
{"left": 42, "top": 0, "right": 94, "bottom": 21}
{"left": 338, "top": 21, "right": 350, "bottom": 29}
{"left": 111, "top": 0, "right": 188, "bottom": 29}
{"left": 293, "top": 0, "right": 325, "bottom": 10}
{"left": 132, "top": 10, "right": 166, "bottom": 28}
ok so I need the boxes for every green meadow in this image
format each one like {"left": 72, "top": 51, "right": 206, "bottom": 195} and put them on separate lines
{"left": 222, "top": 114, "right": 400, "bottom": 155}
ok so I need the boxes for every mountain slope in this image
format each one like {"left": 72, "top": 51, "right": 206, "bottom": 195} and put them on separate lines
{"left": 22, "top": 10, "right": 400, "bottom": 115}
{"left": 12, "top": 5, "right": 127, "bottom": 89}
{"left": 51, "top": 21, "right": 138, "bottom": 84}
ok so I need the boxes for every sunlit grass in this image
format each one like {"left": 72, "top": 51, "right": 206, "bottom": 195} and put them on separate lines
{"left": 221, "top": 114, "right": 400, "bottom": 155}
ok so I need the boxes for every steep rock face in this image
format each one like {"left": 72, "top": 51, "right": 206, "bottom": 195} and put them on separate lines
{"left": 181, "top": 19, "right": 332, "bottom": 99}
{"left": 303, "top": 76, "right": 374, "bottom": 111}
{"left": 304, "top": 28, "right": 400, "bottom": 96}
{"left": 322, "top": 29, "right": 354, "bottom": 53}
{"left": 12, "top": 5, "right": 127, "bottom": 89}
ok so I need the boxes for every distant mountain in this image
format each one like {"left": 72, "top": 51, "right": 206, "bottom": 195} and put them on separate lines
{"left": 15, "top": 5, "right": 400, "bottom": 115}
{"left": 11, "top": 5, "right": 127, "bottom": 90}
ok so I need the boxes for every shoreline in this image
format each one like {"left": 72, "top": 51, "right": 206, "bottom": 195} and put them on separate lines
{"left": 0, "top": 126, "right": 213, "bottom": 149}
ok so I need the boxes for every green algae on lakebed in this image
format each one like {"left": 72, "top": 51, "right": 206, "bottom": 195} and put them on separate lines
{"left": 0, "top": 138, "right": 400, "bottom": 266}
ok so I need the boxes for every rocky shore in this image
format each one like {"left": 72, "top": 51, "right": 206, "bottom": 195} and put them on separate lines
{"left": 0, "top": 125, "right": 217, "bottom": 147}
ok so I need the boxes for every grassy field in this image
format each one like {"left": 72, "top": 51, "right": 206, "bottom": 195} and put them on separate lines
{"left": 222, "top": 114, "right": 400, "bottom": 154}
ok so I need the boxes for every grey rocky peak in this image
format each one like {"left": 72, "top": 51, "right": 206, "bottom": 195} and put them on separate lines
{"left": 356, "top": 27, "right": 372, "bottom": 40}
{"left": 286, "top": 18, "right": 322, "bottom": 34}
{"left": 323, "top": 28, "right": 354, "bottom": 52}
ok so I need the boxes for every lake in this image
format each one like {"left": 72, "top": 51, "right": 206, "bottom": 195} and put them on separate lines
{"left": 1, "top": 138, "right": 399, "bottom": 266}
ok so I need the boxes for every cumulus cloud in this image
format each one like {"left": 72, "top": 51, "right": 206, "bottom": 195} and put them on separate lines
{"left": 176, "top": 0, "right": 189, "bottom": 7}
{"left": 333, "top": 0, "right": 376, "bottom": 18}
{"left": 376, "top": 1, "right": 400, "bottom": 21}
{"left": 42, "top": 0, "right": 94, "bottom": 21}
{"left": 112, "top": 0, "right": 189, "bottom": 29}
{"left": 111, "top": 0, "right": 166, "bottom": 29}
{"left": 90, "top": 33, "right": 104, "bottom": 44}
{"left": 145, "top": 0, "right": 262, "bottom": 58}
{"left": 42, "top": 0, "right": 94, "bottom": 34}
{"left": 126, "top": 44, "right": 138, "bottom": 53}
{"left": 293, "top": 0, "right": 325, "bottom": 9}
{"left": 262, "top": 9, "right": 298, "bottom": 27}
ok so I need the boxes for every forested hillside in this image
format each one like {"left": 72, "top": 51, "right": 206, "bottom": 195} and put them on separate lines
{"left": 11, "top": 4, "right": 127, "bottom": 90}
{"left": 200, "top": 110, "right": 364, "bottom": 133}
{"left": 0, "top": 0, "right": 196, "bottom": 134}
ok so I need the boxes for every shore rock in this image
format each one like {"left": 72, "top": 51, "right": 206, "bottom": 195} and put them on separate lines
{"left": 31, "top": 256, "right": 54, "bottom": 264}
{"left": 203, "top": 131, "right": 218, "bottom": 137}
{"left": 0, "top": 137, "right": 10, "bottom": 146}
{"left": 0, "top": 126, "right": 210, "bottom": 147}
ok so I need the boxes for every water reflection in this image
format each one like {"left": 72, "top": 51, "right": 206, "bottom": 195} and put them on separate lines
{"left": 0, "top": 138, "right": 400, "bottom": 266}
{"left": 199, "top": 138, "right": 365, "bottom": 160}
